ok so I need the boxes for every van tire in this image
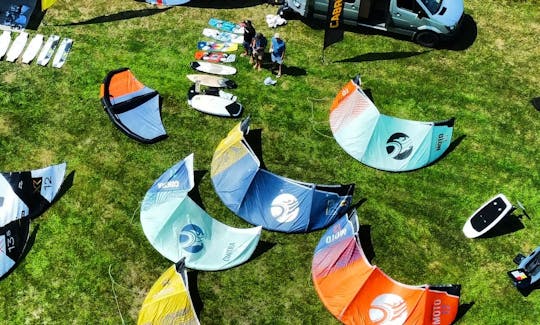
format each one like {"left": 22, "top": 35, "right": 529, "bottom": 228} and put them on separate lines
{"left": 414, "top": 31, "right": 439, "bottom": 48}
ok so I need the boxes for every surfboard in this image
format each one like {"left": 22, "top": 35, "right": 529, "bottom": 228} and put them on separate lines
{"left": 187, "top": 84, "right": 242, "bottom": 118}
{"left": 52, "top": 38, "right": 73, "bottom": 68}
{"left": 0, "top": 30, "right": 12, "bottom": 60}
{"left": 190, "top": 61, "right": 236, "bottom": 76}
{"left": 186, "top": 74, "right": 237, "bottom": 89}
{"left": 36, "top": 34, "right": 60, "bottom": 66}
{"left": 21, "top": 34, "right": 44, "bottom": 64}
{"left": 208, "top": 18, "right": 244, "bottom": 34}
{"left": 463, "top": 193, "right": 515, "bottom": 238}
{"left": 203, "top": 28, "right": 244, "bottom": 44}
{"left": 195, "top": 50, "right": 236, "bottom": 63}
{"left": 5, "top": 31, "right": 28, "bottom": 62}
{"left": 197, "top": 41, "right": 238, "bottom": 53}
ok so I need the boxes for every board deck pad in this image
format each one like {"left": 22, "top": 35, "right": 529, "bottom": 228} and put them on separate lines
{"left": 5, "top": 31, "right": 28, "bottom": 62}
{"left": 52, "top": 38, "right": 73, "bottom": 68}
{"left": 0, "top": 30, "right": 12, "bottom": 59}
{"left": 203, "top": 28, "right": 244, "bottom": 44}
{"left": 463, "top": 193, "right": 514, "bottom": 238}
{"left": 187, "top": 84, "right": 242, "bottom": 118}
{"left": 208, "top": 18, "right": 244, "bottom": 34}
{"left": 195, "top": 50, "right": 236, "bottom": 63}
{"left": 36, "top": 35, "right": 60, "bottom": 66}
{"left": 190, "top": 61, "right": 236, "bottom": 76}
{"left": 21, "top": 34, "right": 44, "bottom": 64}
{"left": 197, "top": 41, "right": 238, "bottom": 53}
{"left": 186, "top": 74, "right": 237, "bottom": 89}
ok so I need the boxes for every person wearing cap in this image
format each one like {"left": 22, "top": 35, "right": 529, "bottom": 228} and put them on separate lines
{"left": 270, "top": 33, "right": 286, "bottom": 77}
{"left": 241, "top": 20, "right": 256, "bottom": 60}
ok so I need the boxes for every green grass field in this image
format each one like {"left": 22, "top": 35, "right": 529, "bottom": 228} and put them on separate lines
{"left": 0, "top": 0, "right": 538, "bottom": 324}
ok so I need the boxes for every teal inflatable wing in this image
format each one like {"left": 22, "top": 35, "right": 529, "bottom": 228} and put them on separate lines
{"left": 140, "top": 154, "right": 262, "bottom": 271}
{"left": 329, "top": 76, "right": 455, "bottom": 172}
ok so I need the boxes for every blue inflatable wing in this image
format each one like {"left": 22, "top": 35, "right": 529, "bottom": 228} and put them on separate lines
{"left": 329, "top": 76, "right": 455, "bottom": 172}
{"left": 140, "top": 154, "right": 262, "bottom": 271}
{"left": 211, "top": 118, "right": 354, "bottom": 233}
{"left": 100, "top": 68, "right": 167, "bottom": 144}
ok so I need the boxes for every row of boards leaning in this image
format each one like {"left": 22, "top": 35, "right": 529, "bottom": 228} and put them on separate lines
{"left": 0, "top": 30, "right": 72, "bottom": 68}
{"left": 186, "top": 18, "right": 245, "bottom": 118}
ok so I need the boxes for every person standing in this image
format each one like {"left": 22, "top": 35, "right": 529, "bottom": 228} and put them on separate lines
{"left": 241, "top": 20, "right": 256, "bottom": 62}
{"left": 251, "top": 32, "right": 267, "bottom": 72}
{"left": 270, "top": 33, "right": 286, "bottom": 77}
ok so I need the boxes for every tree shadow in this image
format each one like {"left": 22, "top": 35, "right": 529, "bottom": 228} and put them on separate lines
{"left": 334, "top": 50, "right": 430, "bottom": 63}
{"left": 182, "top": 0, "right": 265, "bottom": 9}
{"left": 57, "top": 7, "right": 172, "bottom": 26}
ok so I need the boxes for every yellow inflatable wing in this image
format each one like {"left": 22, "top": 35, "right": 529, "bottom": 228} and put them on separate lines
{"left": 138, "top": 260, "right": 200, "bottom": 325}
{"left": 42, "top": 0, "right": 58, "bottom": 10}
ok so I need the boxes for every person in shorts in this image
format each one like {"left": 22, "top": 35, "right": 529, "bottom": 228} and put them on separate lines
{"left": 251, "top": 33, "right": 267, "bottom": 72}
{"left": 270, "top": 33, "right": 286, "bottom": 77}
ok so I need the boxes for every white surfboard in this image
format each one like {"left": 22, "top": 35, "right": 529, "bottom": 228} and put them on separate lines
{"left": 190, "top": 61, "right": 236, "bottom": 76}
{"left": 52, "top": 38, "right": 73, "bottom": 68}
{"left": 5, "top": 31, "right": 28, "bottom": 62}
{"left": 187, "top": 84, "right": 242, "bottom": 117}
{"left": 202, "top": 28, "right": 244, "bottom": 44}
{"left": 36, "top": 34, "right": 60, "bottom": 66}
{"left": 186, "top": 74, "right": 237, "bottom": 89}
{"left": 21, "top": 34, "right": 44, "bottom": 64}
{"left": 463, "top": 193, "right": 515, "bottom": 238}
{"left": 0, "top": 30, "right": 12, "bottom": 60}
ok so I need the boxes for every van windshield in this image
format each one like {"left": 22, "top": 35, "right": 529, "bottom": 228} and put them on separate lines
{"left": 419, "top": 0, "right": 442, "bottom": 14}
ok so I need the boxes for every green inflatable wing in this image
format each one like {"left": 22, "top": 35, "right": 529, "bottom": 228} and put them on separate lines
{"left": 140, "top": 154, "right": 262, "bottom": 271}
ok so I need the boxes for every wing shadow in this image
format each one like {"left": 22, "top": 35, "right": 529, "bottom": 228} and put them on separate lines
{"left": 57, "top": 7, "right": 172, "bottom": 26}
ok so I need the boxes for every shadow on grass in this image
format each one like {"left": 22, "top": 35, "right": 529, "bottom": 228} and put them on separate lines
{"left": 57, "top": 7, "right": 172, "bottom": 26}
{"left": 334, "top": 50, "right": 430, "bottom": 63}
{"left": 475, "top": 212, "right": 529, "bottom": 239}
{"left": 183, "top": 0, "right": 265, "bottom": 9}
{"left": 454, "top": 301, "right": 474, "bottom": 323}
{"left": 187, "top": 270, "right": 204, "bottom": 317}
{"left": 298, "top": 13, "right": 477, "bottom": 51}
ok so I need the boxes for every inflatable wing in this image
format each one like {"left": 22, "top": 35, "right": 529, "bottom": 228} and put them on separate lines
{"left": 0, "top": 163, "right": 72, "bottom": 279}
{"left": 141, "top": 154, "right": 261, "bottom": 271}
{"left": 138, "top": 259, "right": 200, "bottom": 325}
{"left": 312, "top": 209, "right": 461, "bottom": 324}
{"left": 100, "top": 68, "right": 167, "bottom": 144}
{"left": 144, "top": 0, "right": 191, "bottom": 5}
{"left": 329, "top": 76, "right": 455, "bottom": 171}
{"left": 211, "top": 118, "right": 354, "bottom": 233}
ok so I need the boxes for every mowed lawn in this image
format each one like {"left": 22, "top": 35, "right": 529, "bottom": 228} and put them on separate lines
{"left": 0, "top": 0, "right": 538, "bottom": 324}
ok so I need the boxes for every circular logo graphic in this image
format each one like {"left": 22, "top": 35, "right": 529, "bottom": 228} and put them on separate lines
{"left": 178, "top": 224, "right": 205, "bottom": 253}
{"left": 270, "top": 193, "right": 300, "bottom": 223}
{"left": 369, "top": 293, "right": 408, "bottom": 324}
{"left": 386, "top": 133, "right": 413, "bottom": 160}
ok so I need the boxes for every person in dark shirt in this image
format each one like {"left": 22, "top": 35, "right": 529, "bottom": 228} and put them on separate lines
{"left": 251, "top": 33, "right": 267, "bottom": 72}
{"left": 241, "top": 20, "right": 256, "bottom": 62}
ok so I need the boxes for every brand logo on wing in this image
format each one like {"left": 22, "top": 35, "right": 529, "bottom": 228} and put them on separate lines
{"left": 386, "top": 133, "right": 413, "bottom": 160}
{"left": 435, "top": 133, "right": 447, "bottom": 151}
{"left": 369, "top": 293, "right": 408, "bottom": 324}
{"left": 432, "top": 299, "right": 452, "bottom": 324}
{"left": 157, "top": 180, "right": 180, "bottom": 189}
{"left": 270, "top": 193, "right": 300, "bottom": 223}
{"left": 178, "top": 224, "right": 205, "bottom": 253}
{"left": 325, "top": 225, "right": 347, "bottom": 244}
